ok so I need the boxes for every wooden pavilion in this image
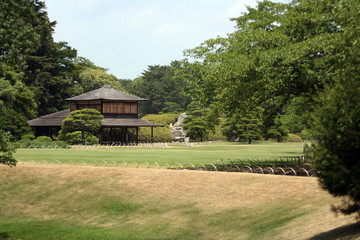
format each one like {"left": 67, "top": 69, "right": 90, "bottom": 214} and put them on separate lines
{"left": 28, "top": 86, "right": 163, "bottom": 144}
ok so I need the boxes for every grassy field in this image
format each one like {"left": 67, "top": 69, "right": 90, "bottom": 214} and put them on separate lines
{"left": 0, "top": 165, "right": 358, "bottom": 240}
{"left": 14, "top": 142, "right": 305, "bottom": 166}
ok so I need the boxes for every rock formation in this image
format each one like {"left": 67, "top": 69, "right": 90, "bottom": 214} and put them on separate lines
{"left": 170, "top": 113, "right": 188, "bottom": 142}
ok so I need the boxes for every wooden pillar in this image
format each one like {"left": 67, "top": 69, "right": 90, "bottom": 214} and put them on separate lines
{"left": 151, "top": 127, "right": 154, "bottom": 144}
{"left": 109, "top": 127, "right": 112, "bottom": 143}
{"left": 49, "top": 127, "right": 53, "bottom": 140}
{"left": 136, "top": 127, "right": 139, "bottom": 145}
{"left": 99, "top": 127, "right": 103, "bottom": 145}
{"left": 121, "top": 127, "right": 124, "bottom": 144}
{"left": 126, "top": 127, "right": 129, "bottom": 144}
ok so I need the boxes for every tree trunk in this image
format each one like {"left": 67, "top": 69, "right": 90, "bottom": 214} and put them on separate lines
{"left": 248, "top": 139, "right": 252, "bottom": 144}
{"left": 81, "top": 131, "right": 85, "bottom": 145}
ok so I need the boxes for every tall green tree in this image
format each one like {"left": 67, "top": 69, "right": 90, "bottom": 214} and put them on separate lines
{"left": 0, "top": 107, "right": 31, "bottom": 141}
{"left": 77, "top": 68, "right": 125, "bottom": 93}
{"left": 265, "top": 117, "right": 289, "bottom": 142}
{"left": 183, "top": 102, "right": 210, "bottom": 141}
{"left": 0, "top": 63, "right": 35, "bottom": 140}
{"left": 179, "top": 0, "right": 358, "bottom": 121}
{"left": 0, "top": 131, "right": 17, "bottom": 166}
{"left": 310, "top": 0, "right": 360, "bottom": 216}
{"left": 311, "top": 75, "right": 360, "bottom": 217}
{"left": 1, "top": 0, "right": 78, "bottom": 116}
{"left": 131, "top": 62, "right": 190, "bottom": 116}
{"left": 222, "top": 107, "right": 264, "bottom": 144}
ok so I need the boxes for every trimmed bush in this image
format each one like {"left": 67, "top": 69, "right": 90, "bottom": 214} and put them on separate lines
{"left": 138, "top": 114, "right": 179, "bottom": 142}
{"left": 21, "top": 134, "right": 35, "bottom": 141}
{"left": 34, "top": 136, "right": 53, "bottom": 142}
{"left": 284, "top": 134, "right": 303, "bottom": 142}
{"left": 15, "top": 139, "right": 69, "bottom": 149}
{"left": 15, "top": 135, "right": 69, "bottom": 148}
{"left": 63, "top": 131, "right": 99, "bottom": 145}
{"left": 142, "top": 113, "right": 180, "bottom": 125}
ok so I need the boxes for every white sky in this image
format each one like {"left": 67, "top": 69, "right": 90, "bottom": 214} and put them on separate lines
{"left": 45, "top": 0, "right": 288, "bottom": 80}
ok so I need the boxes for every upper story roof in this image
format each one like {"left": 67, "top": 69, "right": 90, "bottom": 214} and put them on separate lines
{"left": 65, "top": 85, "right": 148, "bottom": 101}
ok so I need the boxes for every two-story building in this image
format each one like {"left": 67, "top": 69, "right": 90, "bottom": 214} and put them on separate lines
{"left": 28, "top": 86, "right": 163, "bottom": 144}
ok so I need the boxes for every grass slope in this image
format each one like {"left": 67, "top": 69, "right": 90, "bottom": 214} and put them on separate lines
{"left": 14, "top": 142, "right": 305, "bottom": 166}
{"left": 1, "top": 165, "right": 357, "bottom": 240}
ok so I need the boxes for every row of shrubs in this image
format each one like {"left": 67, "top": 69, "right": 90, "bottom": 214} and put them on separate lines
{"left": 15, "top": 135, "right": 70, "bottom": 148}
{"left": 16, "top": 132, "right": 102, "bottom": 148}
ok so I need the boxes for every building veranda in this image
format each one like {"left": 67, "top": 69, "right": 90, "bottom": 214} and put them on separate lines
{"left": 28, "top": 86, "right": 164, "bottom": 144}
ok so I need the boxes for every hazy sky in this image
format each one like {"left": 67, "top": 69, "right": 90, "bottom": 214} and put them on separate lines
{"left": 45, "top": 0, "right": 288, "bottom": 80}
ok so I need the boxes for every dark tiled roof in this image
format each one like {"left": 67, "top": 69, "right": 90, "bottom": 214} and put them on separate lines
{"left": 65, "top": 86, "right": 148, "bottom": 101}
{"left": 28, "top": 109, "right": 70, "bottom": 126}
{"left": 28, "top": 110, "right": 163, "bottom": 127}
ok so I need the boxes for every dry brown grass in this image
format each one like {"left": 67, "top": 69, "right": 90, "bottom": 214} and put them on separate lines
{"left": 1, "top": 165, "right": 358, "bottom": 240}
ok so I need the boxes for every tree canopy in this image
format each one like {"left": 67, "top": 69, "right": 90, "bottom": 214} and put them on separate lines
{"left": 59, "top": 109, "right": 103, "bottom": 145}
{"left": 0, "top": 1, "right": 126, "bottom": 140}
{"left": 222, "top": 107, "right": 264, "bottom": 144}
{"left": 179, "top": 0, "right": 359, "bottom": 119}
{"left": 309, "top": 8, "right": 360, "bottom": 215}
{"left": 128, "top": 63, "right": 190, "bottom": 116}
{"left": 78, "top": 68, "right": 125, "bottom": 93}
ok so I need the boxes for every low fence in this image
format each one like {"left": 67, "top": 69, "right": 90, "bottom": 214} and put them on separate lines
{"left": 18, "top": 156, "right": 317, "bottom": 177}
{"left": 17, "top": 141, "right": 195, "bottom": 149}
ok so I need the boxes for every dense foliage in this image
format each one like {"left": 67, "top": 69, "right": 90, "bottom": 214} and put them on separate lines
{"left": 0, "top": 0, "right": 124, "bottom": 140}
{"left": 178, "top": 0, "right": 360, "bottom": 132}
{"left": 311, "top": 78, "right": 360, "bottom": 216}
{"left": 311, "top": 34, "right": 360, "bottom": 216}
{"left": 125, "top": 63, "right": 190, "bottom": 116}
{"left": 0, "top": 131, "right": 17, "bottom": 166}
{"left": 138, "top": 114, "right": 179, "bottom": 142}
{"left": 182, "top": 102, "right": 211, "bottom": 141}
{"left": 15, "top": 135, "right": 69, "bottom": 148}
{"left": 222, "top": 107, "right": 264, "bottom": 144}
{"left": 59, "top": 109, "right": 103, "bottom": 145}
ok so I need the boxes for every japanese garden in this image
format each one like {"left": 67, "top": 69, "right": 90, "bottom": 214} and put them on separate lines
{"left": 1, "top": 0, "right": 360, "bottom": 239}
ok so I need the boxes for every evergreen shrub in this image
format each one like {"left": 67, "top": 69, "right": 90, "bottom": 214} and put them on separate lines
{"left": 138, "top": 114, "right": 178, "bottom": 142}
{"left": 15, "top": 137, "right": 69, "bottom": 149}
{"left": 284, "top": 134, "right": 303, "bottom": 142}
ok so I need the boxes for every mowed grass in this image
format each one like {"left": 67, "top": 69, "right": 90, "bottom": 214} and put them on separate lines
{"left": 0, "top": 165, "right": 357, "bottom": 240}
{"left": 14, "top": 142, "right": 305, "bottom": 166}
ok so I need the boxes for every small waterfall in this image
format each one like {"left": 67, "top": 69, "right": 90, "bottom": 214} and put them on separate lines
{"left": 170, "top": 113, "right": 188, "bottom": 142}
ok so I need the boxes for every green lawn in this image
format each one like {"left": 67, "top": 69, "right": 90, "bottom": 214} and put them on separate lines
{"left": 14, "top": 142, "right": 305, "bottom": 166}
